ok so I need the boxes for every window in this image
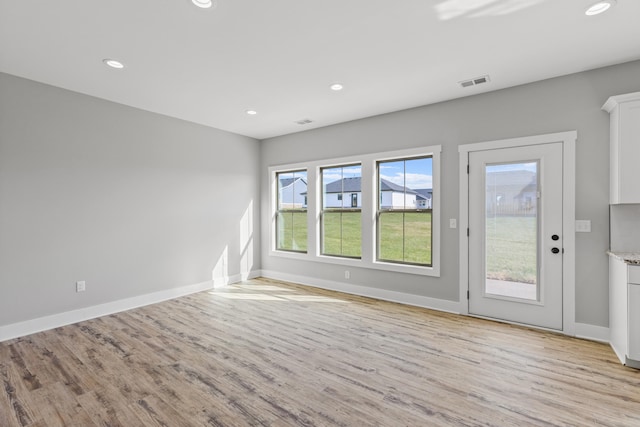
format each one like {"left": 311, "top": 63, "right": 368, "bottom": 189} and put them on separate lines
{"left": 321, "top": 165, "right": 361, "bottom": 258}
{"left": 276, "top": 170, "right": 307, "bottom": 252}
{"left": 270, "top": 145, "right": 440, "bottom": 276}
{"left": 377, "top": 156, "right": 433, "bottom": 266}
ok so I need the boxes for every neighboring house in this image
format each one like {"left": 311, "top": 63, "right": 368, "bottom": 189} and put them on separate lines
{"left": 485, "top": 170, "right": 537, "bottom": 215}
{"left": 323, "top": 177, "right": 421, "bottom": 209}
{"left": 324, "top": 177, "right": 363, "bottom": 208}
{"left": 279, "top": 177, "right": 307, "bottom": 208}
{"left": 415, "top": 189, "right": 433, "bottom": 209}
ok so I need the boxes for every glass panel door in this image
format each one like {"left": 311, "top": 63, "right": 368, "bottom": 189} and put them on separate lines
{"left": 484, "top": 162, "right": 538, "bottom": 301}
{"left": 468, "top": 142, "right": 563, "bottom": 330}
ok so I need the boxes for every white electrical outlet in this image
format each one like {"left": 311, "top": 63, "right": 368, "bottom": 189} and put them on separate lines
{"left": 76, "top": 281, "right": 86, "bottom": 292}
{"left": 345, "top": 270, "right": 350, "bottom": 279}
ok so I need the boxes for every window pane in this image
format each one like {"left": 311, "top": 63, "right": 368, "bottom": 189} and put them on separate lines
{"left": 403, "top": 212, "right": 431, "bottom": 265}
{"left": 278, "top": 170, "right": 307, "bottom": 210}
{"left": 379, "top": 160, "right": 405, "bottom": 209}
{"left": 485, "top": 162, "right": 538, "bottom": 300}
{"left": 276, "top": 212, "right": 292, "bottom": 250}
{"left": 321, "top": 164, "right": 361, "bottom": 258}
{"left": 276, "top": 170, "right": 307, "bottom": 252}
{"left": 323, "top": 211, "right": 362, "bottom": 257}
{"left": 276, "top": 211, "right": 307, "bottom": 251}
{"left": 405, "top": 157, "right": 433, "bottom": 210}
{"left": 291, "top": 211, "right": 307, "bottom": 251}
{"left": 378, "top": 212, "right": 404, "bottom": 262}
{"left": 322, "top": 211, "right": 342, "bottom": 254}
{"left": 377, "top": 156, "right": 433, "bottom": 266}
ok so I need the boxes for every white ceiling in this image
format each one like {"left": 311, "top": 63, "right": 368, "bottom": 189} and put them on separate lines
{"left": 1, "top": 1, "right": 639, "bottom": 140}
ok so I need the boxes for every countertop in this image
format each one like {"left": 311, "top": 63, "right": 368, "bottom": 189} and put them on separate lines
{"left": 608, "top": 251, "right": 640, "bottom": 265}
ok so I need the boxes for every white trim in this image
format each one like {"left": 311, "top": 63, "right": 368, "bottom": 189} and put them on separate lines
{"left": 213, "top": 270, "right": 261, "bottom": 288}
{"left": 562, "top": 134, "right": 577, "bottom": 336}
{"left": 575, "top": 322, "right": 610, "bottom": 343}
{"left": 1, "top": 272, "right": 255, "bottom": 342}
{"left": 458, "top": 131, "right": 577, "bottom": 335}
{"left": 268, "top": 145, "right": 442, "bottom": 277}
{"left": 458, "top": 148, "right": 470, "bottom": 315}
{"left": 261, "top": 269, "right": 459, "bottom": 314}
{"left": 602, "top": 91, "right": 640, "bottom": 112}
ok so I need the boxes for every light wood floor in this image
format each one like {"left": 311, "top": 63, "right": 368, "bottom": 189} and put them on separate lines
{"left": 1, "top": 278, "right": 639, "bottom": 426}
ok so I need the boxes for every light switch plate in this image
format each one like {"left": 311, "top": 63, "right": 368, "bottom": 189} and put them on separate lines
{"left": 575, "top": 220, "right": 591, "bottom": 232}
{"left": 449, "top": 218, "right": 457, "bottom": 229}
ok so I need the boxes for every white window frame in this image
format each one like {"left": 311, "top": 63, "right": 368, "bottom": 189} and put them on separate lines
{"left": 274, "top": 169, "right": 308, "bottom": 253}
{"left": 268, "top": 145, "right": 441, "bottom": 277}
{"left": 320, "top": 163, "right": 363, "bottom": 259}
{"left": 376, "top": 155, "right": 434, "bottom": 267}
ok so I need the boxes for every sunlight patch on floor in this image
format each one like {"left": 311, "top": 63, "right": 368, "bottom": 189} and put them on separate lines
{"left": 208, "top": 285, "right": 351, "bottom": 303}
{"left": 275, "top": 295, "right": 349, "bottom": 303}
{"left": 233, "top": 284, "right": 296, "bottom": 292}
{"left": 213, "top": 293, "right": 285, "bottom": 301}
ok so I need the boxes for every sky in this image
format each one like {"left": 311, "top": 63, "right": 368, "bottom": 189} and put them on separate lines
{"left": 280, "top": 159, "right": 434, "bottom": 192}
{"left": 486, "top": 161, "right": 537, "bottom": 173}
{"left": 320, "top": 159, "right": 433, "bottom": 190}
{"left": 282, "top": 158, "right": 534, "bottom": 193}
{"left": 379, "top": 157, "right": 433, "bottom": 190}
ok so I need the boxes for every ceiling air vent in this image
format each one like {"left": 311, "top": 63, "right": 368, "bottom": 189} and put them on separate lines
{"left": 459, "top": 75, "right": 491, "bottom": 88}
{"left": 295, "top": 119, "right": 313, "bottom": 125}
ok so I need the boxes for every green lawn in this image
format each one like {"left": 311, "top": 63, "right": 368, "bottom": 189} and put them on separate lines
{"left": 322, "top": 211, "right": 362, "bottom": 257}
{"left": 486, "top": 216, "right": 537, "bottom": 284}
{"left": 278, "top": 213, "right": 534, "bottom": 281}
{"left": 277, "top": 211, "right": 432, "bottom": 265}
{"left": 378, "top": 212, "right": 431, "bottom": 265}
{"left": 276, "top": 212, "right": 308, "bottom": 252}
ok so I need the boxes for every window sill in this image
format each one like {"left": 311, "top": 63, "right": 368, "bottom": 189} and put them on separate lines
{"left": 269, "top": 250, "right": 440, "bottom": 277}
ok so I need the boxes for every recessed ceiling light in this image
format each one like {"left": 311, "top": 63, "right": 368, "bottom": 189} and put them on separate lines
{"left": 192, "top": 0, "right": 214, "bottom": 9}
{"left": 585, "top": 0, "right": 616, "bottom": 15}
{"left": 330, "top": 83, "right": 344, "bottom": 91}
{"left": 103, "top": 59, "right": 124, "bottom": 69}
{"left": 246, "top": 110, "right": 257, "bottom": 115}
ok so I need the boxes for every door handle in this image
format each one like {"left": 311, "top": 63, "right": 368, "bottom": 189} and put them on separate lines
{"left": 551, "top": 234, "right": 559, "bottom": 241}
{"left": 551, "top": 247, "right": 560, "bottom": 254}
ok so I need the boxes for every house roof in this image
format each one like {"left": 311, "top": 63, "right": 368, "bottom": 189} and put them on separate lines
{"left": 324, "top": 177, "right": 417, "bottom": 195}
{"left": 414, "top": 189, "right": 433, "bottom": 200}
{"left": 279, "top": 177, "right": 307, "bottom": 189}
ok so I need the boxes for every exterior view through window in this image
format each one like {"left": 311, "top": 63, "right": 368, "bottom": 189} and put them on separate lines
{"left": 276, "top": 170, "right": 307, "bottom": 252}
{"left": 377, "top": 156, "right": 433, "bottom": 265}
{"left": 321, "top": 165, "right": 362, "bottom": 258}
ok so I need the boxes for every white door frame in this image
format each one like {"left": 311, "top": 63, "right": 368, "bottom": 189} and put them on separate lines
{"left": 458, "top": 131, "right": 576, "bottom": 335}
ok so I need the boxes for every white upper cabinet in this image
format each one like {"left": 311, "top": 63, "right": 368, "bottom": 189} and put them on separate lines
{"left": 603, "top": 92, "right": 640, "bottom": 204}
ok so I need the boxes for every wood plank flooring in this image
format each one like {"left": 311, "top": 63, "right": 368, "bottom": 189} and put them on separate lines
{"left": 1, "top": 277, "right": 639, "bottom": 426}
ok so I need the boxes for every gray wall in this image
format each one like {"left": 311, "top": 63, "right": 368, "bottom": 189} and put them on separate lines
{"left": 261, "top": 59, "right": 640, "bottom": 328}
{"left": 610, "top": 204, "right": 640, "bottom": 252}
{"left": 0, "top": 73, "right": 261, "bottom": 326}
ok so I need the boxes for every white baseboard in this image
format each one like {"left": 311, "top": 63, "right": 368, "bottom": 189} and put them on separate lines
{"left": 2, "top": 270, "right": 611, "bottom": 348}
{"left": 574, "top": 322, "right": 610, "bottom": 343}
{"left": 260, "top": 269, "right": 461, "bottom": 314}
{"left": 213, "top": 271, "right": 262, "bottom": 288}
{"left": 0, "top": 271, "right": 260, "bottom": 342}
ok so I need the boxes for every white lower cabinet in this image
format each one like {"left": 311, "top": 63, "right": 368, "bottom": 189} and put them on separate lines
{"left": 609, "top": 255, "right": 640, "bottom": 368}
